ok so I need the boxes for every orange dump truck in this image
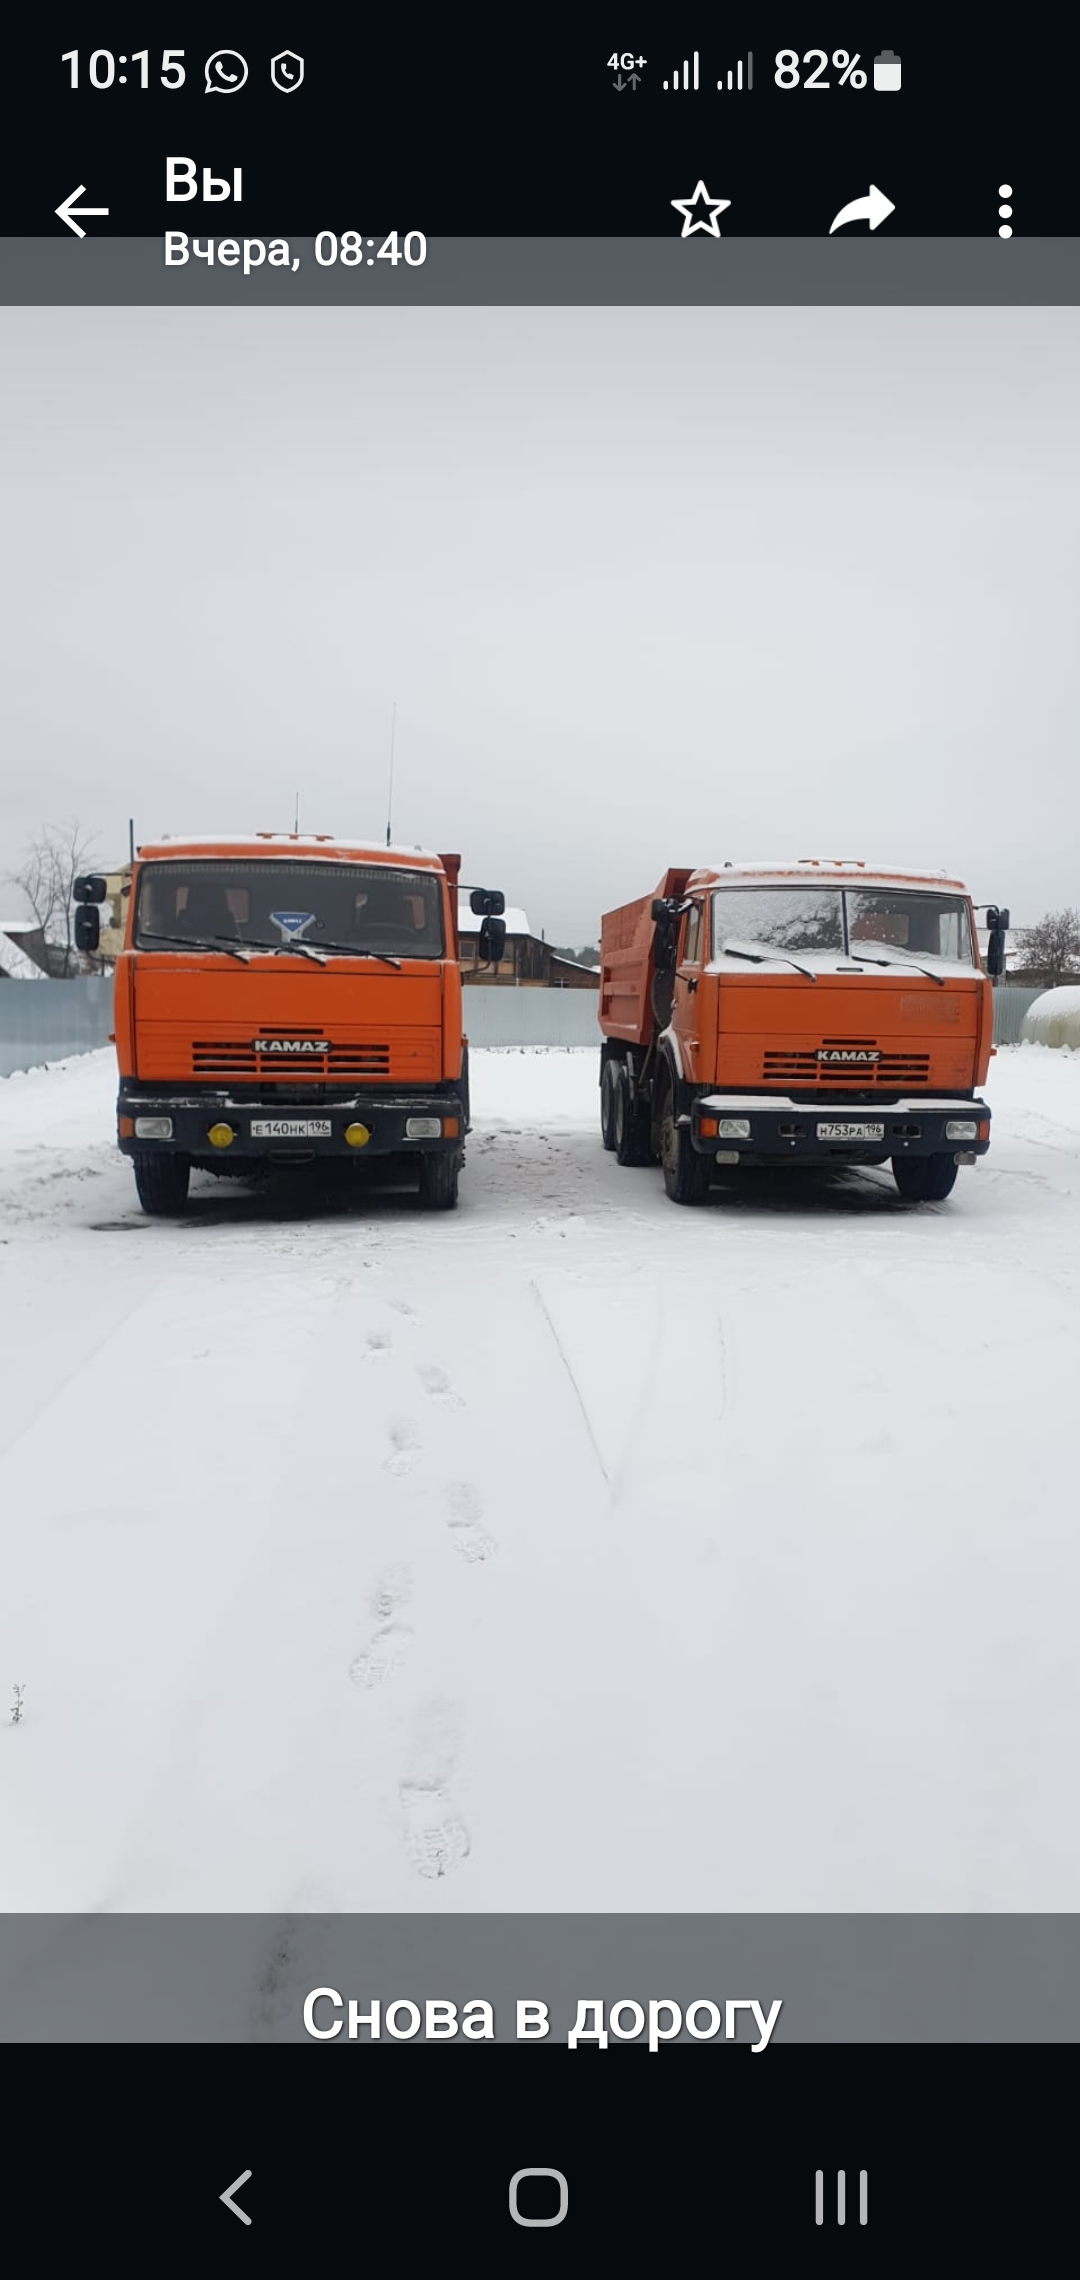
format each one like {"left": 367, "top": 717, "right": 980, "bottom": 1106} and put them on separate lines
{"left": 72, "top": 834, "right": 505, "bottom": 1216}
{"left": 598, "top": 860, "right": 1008, "bottom": 1204}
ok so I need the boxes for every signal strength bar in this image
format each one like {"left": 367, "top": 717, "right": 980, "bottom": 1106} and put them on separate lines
{"left": 663, "top": 52, "right": 699, "bottom": 90}
{"left": 718, "top": 53, "right": 753, "bottom": 90}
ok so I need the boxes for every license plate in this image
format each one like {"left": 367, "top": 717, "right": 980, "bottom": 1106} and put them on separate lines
{"left": 816, "top": 1120, "right": 885, "bottom": 1142}
{"left": 250, "top": 1119, "right": 333, "bottom": 1139}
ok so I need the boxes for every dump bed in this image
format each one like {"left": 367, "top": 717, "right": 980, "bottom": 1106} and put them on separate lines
{"left": 599, "top": 869, "right": 692, "bottom": 1046}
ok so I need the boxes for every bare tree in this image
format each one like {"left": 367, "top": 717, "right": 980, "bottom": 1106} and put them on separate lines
{"left": 6, "top": 820, "right": 99, "bottom": 976}
{"left": 1015, "top": 908, "right": 1080, "bottom": 989}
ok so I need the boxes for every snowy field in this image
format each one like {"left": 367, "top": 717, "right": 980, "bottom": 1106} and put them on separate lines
{"left": 2, "top": 1043, "right": 1080, "bottom": 1917}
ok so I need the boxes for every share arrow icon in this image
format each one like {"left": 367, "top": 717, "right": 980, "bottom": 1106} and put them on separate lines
{"left": 829, "top": 185, "right": 895, "bottom": 234}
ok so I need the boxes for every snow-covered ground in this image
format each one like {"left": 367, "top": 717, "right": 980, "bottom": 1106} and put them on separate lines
{"left": 2, "top": 1043, "right": 1079, "bottom": 1915}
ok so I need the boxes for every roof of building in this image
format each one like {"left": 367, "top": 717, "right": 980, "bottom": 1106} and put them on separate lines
{"left": 0, "top": 927, "right": 46, "bottom": 979}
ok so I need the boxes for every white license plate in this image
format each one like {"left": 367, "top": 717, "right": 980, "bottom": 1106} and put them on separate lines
{"left": 250, "top": 1119, "right": 333, "bottom": 1139}
{"left": 816, "top": 1120, "right": 885, "bottom": 1142}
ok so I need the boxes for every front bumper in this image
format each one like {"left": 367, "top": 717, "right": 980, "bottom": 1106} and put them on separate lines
{"left": 117, "top": 1087, "right": 464, "bottom": 1161}
{"left": 690, "top": 1094, "right": 991, "bottom": 1164}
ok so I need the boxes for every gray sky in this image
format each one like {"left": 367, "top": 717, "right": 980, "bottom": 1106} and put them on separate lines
{"left": 1, "top": 307, "right": 1077, "bottom": 939}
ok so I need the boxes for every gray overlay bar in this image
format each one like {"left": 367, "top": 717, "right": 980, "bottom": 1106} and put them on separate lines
{"left": 1, "top": 1915, "right": 1078, "bottom": 2042}
{"left": 2, "top": 239, "right": 1079, "bottom": 307}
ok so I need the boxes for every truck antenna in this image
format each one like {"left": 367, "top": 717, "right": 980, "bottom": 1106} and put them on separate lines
{"left": 294, "top": 790, "right": 300, "bottom": 834}
{"left": 128, "top": 817, "right": 135, "bottom": 862}
{"left": 385, "top": 701, "right": 397, "bottom": 846}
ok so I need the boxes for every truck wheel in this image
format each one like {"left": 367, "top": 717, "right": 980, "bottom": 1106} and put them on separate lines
{"left": 892, "top": 1153, "right": 959, "bottom": 1203}
{"left": 614, "top": 1066, "right": 651, "bottom": 1165}
{"left": 132, "top": 1151, "right": 190, "bottom": 1217}
{"left": 418, "top": 1149, "right": 461, "bottom": 1210}
{"left": 659, "top": 1083, "right": 710, "bottom": 1204}
{"left": 600, "top": 1057, "right": 618, "bottom": 1150}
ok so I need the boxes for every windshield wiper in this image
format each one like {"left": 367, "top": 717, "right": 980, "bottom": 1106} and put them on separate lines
{"left": 230, "top": 935, "right": 326, "bottom": 966}
{"left": 308, "top": 940, "right": 403, "bottom": 968}
{"left": 720, "top": 937, "right": 818, "bottom": 982}
{"left": 138, "top": 930, "right": 249, "bottom": 964}
{"left": 845, "top": 946, "right": 947, "bottom": 987}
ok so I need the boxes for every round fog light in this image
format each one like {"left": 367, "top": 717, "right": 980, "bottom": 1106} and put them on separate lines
{"left": 345, "top": 1123, "right": 371, "bottom": 1148}
{"left": 208, "top": 1122, "right": 235, "bottom": 1148}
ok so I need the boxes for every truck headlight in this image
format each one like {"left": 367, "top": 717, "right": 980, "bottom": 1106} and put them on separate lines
{"left": 134, "top": 1116, "right": 173, "bottom": 1140}
{"left": 717, "top": 1117, "right": 752, "bottom": 1140}
{"left": 405, "top": 1117, "right": 442, "bottom": 1139}
{"left": 945, "top": 1119, "right": 978, "bottom": 1141}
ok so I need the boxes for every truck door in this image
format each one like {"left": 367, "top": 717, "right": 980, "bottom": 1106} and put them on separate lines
{"left": 672, "top": 899, "right": 704, "bottom": 1080}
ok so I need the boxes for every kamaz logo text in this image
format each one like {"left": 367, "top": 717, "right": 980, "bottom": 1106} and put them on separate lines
{"left": 817, "top": 1048, "right": 880, "bottom": 1064}
{"left": 252, "top": 1038, "right": 330, "bottom": 1054}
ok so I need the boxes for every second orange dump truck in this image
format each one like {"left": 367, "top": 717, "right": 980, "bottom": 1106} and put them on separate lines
{"left": 599, "top": 859, "right": 1007, "bottom": 1204}
{"left": 73, "top": 833, "right": 505, "bottom": 1216}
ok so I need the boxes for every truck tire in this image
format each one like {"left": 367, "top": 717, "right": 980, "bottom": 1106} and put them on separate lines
{"left": 418, "top": 1149, "right": 461, "bottom": 1209}
{"left": 658, "top": 1077, "right": 711, "bottom": 1204}
{"left": 600, "top": 1057, "right": 618, "bottom": 1150}
{"left": 132, "top": 1151, "right": 190, "bottom": 1217}
{"left": 892, "top": 1153, "right": 959, "bottom": 1203}
{"left": 614, "top": 1065, "right": 651, "bottom": 1165}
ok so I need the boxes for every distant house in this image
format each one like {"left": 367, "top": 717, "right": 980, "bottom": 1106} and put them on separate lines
{"left": 0, "top": 921, "right": 51, "bottom": 979}
{"left": 457, "top": 894, "right": 599, "bottom": 989}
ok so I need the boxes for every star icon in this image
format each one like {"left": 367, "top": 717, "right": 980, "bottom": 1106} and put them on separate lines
{"left": 671, "top": 181, "right": 731, "bottom": 238}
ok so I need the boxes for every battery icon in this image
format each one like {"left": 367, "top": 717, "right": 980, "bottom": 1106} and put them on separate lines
{"left": 873, "top": 49, "right": 901, "bottom": 91}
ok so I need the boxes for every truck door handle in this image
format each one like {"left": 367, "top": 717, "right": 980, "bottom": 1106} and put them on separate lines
{"left": 687, "top": 977, "right": 698, "bottom": 993}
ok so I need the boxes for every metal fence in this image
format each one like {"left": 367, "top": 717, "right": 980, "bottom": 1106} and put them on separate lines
{"left": 991, "top": 986, "right": 1043, "bottom": 1046}
{"left": 0, "top": 974, "right": 1050, "bottom": 1081}
{"left": 0, "top": 977, "right": 114, "bottom": 1079}
{"left": 462, "top": 987, "right": 601, "bottom": 1048}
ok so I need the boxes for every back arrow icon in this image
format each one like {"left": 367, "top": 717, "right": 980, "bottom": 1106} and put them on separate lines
{"left": 55, "top": 186, "right": 110, "bottom": 238}
{"left": 829, "top": 184, "right": 895, "bottom": 234}
{"left": 220, "top": 2170, "right": 252, "bottom": 2225}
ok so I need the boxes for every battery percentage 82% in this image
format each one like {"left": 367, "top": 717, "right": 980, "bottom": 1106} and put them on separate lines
{"left": 775, "top": 49, "right": 867, "bottom": 89}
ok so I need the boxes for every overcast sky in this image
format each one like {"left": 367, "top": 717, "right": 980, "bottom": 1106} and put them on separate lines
{"left": 1, "top": 306, "right": 1076, "bottom": 939}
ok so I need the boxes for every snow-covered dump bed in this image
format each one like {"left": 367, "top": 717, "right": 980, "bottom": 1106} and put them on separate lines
{"left": 2, "top": 1044, "right": 1080, "bottom": 1919}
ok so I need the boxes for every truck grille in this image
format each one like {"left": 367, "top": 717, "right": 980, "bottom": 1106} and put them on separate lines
{"left": 185, "top": 1026, "right": 446, "bottom": 1081}
{"left": 763, "top": 1046, "right": 932, "bottom": 1086}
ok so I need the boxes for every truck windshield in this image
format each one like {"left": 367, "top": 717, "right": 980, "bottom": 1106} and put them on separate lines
{"left": 134, "top": 861, "right": 445, "bottom": 958}
{"left": 710, "top": 886, "right": 974, "bottom": 965}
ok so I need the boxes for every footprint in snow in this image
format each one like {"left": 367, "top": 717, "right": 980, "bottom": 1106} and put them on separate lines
{"left": 389, "top": 1299, "right": 419, "bottom": 1320}
{"left": 350, "top": 1564, "right": 413, "bottom": 1689}
{"left": 417, "top": 1362, "right": 464, "bottom": 1408}
{"left": 383, "top": 1417, "right": 422, "bottom": 1475}
{"left": 399, "top": 1699, "right": 470, "bottom": 1880}
{"left": 445, "top": 1481, "right": 498, "bottom": 1562}
{"left": 363, "top": 1329, "right": 392, "bottom": 1360}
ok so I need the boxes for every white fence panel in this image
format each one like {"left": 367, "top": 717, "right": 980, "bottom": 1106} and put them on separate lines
{"left": 462, "top": 987, "right": 601, "bottom": 1048}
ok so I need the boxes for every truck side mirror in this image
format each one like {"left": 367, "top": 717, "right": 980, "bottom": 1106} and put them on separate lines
{"left": 478, "top": 915, "right": 507, "bottom": 963}
{"left": 74, "top": 874, "right": 108, "bottom": 903}
{"left": 470, "top": 888, "right": 506, "bottom": 916}
{"left": 986, "top": 934, "right": 1004, "bottom": 977}
{"left": 997, "top": 908, "right": 1010, "bottom": 930}
{"left": 75, "top": 905, "right": 101, "bottom": 954}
